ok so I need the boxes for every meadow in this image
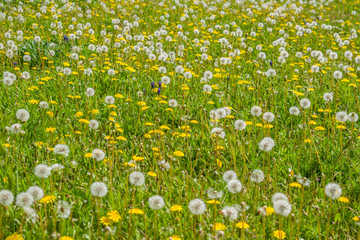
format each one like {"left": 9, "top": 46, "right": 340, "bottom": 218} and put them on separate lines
{"left": 1, "top": 0, "right": 360, "bottom": 239}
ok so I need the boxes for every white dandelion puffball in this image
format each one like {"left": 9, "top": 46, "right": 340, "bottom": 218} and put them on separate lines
{"left": 148, "top": 195, "right": 165, "bottom": 210}
{"left": 56, "top": 200, "right": 71, "bottom": 218}
{"left": 188, "top": 198, "right": 206, "bottom": 215}
{"left": 272, "top": 193, "right": 289, "bottom": 204}
{"left": 348, "top": 112, "right": 359, "bottom": 122}
{"left": 169, "top": 99, "right": 178, "bottom": 108}
{"left": 221, "top": 206, "right": 238, "bottom": 220}
{"left": 273, "top": 199, "right": 292, "bottom": 217}
{"left": 34, "top": 164, "right": 51, "bottom": 179}
{"left": 263, "top": 112, "right": 275, "bottom": 122}
{"left": 234, "top": 120, "right": 246, "bottom": 130}
{"left": 16, "top": 192, "right": 34, "bottom": 207}
{"left": 16, "top": 109, "right": 30, "bottom": 122}
{"left": 0, "top": 190, "right": 14, "bottom": 206}
{"left": 105, "top": 96, "right": 115, "bottom": 105}
{"left": 289, "top": 106, "right": 300, "bottom": 116}
{"left": 335, "top": 111, "right": 348, "bottom": 123}
{"left": 54, "top": 144, "right": 70, "bottom": 157}
{"left": 250, "top": 169, "right": 265, "bottom": 183}
{"left": 227, "top": 179, "right": 243, "bottom": 193}
{"left": 85, "top": 87, "right": 95, "bottom": 97}
{"left": 27, "top": 186, "right": 44, "bottom": 201}
{"left": 300, "top": 98, "right": 311, "bottom": 109}
{"left": 91, "top": 148, "right": 105, "bottom": 161}
{"left": 325, "top": 183, "right": 342, "bottom": 199}
{"left": 90, "top": 182, "right": 108, "bottom": 197}
{"left": 89, "top": 120, "right": 99, "bottom": 129}
{"left": 251, "top": 106, "right": 262, "bottom": 117}
{"left": 259, "top": 137, "right": 275, "bottom": 152}
{"left": 129, "top": 171, "right": 145, "bottom": 186}
{"left": 223, "top": 170, "right": 238, "bottom": 183}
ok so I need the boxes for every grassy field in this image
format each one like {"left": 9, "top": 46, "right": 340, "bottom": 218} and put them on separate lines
{"left": 1, "top": 0, "right": 360, "bottom": 239}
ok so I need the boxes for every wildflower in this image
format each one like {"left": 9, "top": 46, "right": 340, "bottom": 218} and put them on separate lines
{"left": 9, "top": 123, "right": 23, "bottom": 134}
{"left": 272, "top": 193, "right": 289, "bottom": 203}
{"left": 169, "top": 99, "right": 178, "bottom": 107}
{"left": 273, "top": 230, "right": 286, "bottom": 239}
{"left": 263, "top": 112, "right": 275, "bottom": 122}
{"left": 289, "top": 182, "right": 302, "bottom": 188}
{"left": 27, "top": 186, "right": 44, "bottom": 201}
{"left": 207, "top": 188, "right": 223, "bottom": 199}
{"left": 188, "top": 199, "right": 206, "bottom": 215}
{"left": 170, "top": 205, "right": 183, "bottom": 212}
{"left": 323, "top": 92, "right": 333, "bottom": 103}
{"left": 16, "top": 192, "right": 34, "bottom": 207}
{"left": 16, "top": 109, "right": 30, "bottom": 122}
{"left": 90, "top": 182, "right": 108, "bottom": 198}
{"left": 0, "top": 190, "right": 14, "bottom": 206}
{"left": 85, "top": 88, "right": 95, "bottom": 97}
{"left": 234, "top": 120, "right": 246, "bottom": 130}
{"left": 148, "top": 195, "right": 165, "bottom": 210}
{"left": 128, "top": 208, "right": 144, "bottom": 215}
{"left": 34, "top": 164, "right": 51, "bottom": 178}
{"left": 227, "top": 180, "right": 242, "bottom": 193}
{"left": 91, "top": 149, "right": 105, "bottom": 161}
{"left": 107, "top": 210, "right": 121, "bottom": 222}
{"left": 300, "top": 98, "right": 311, "bottom": 109}
{"left": 41, "top": 102, "right": 51, "bottom": 108}
{"left": 100, "top": 216, "right": 113, "bottom": 226}
{"left": 56, "top": 200, "right": 71, "bottom": 218}
{"left": 250, "top": 169, "right": 265, "bottom": 183}
{"left": 259, "top": 137, "right": 275, "bottom": 151}
{"left": 221, "top": 206, "right": 238, "bottom": 220}
{"left": 336, "top": 111, "right": 348, "bottom": 122}
{"left": 223, "top": 170, "right": 237, "bottom": 182}
{"left": 213, "top": 223, "right": 226, "bottom": 231}
{"left": 235, "top": 222, "right": 250, "bottom": 229}
{"left": 338, "top": 197, "right": 349, "bottom": 203}
{"left": 348, "top": 112, "right": 359, "bottom": 122}
{"left": 54, "top": 144, "right": 70, "bottom": 157}
{"left": 173, "top": 151, "right": 184, "bottom": 157}
{"left": 325, "top": 183, "right": 342, "bottom": 199}
{"left": 129, "top": 171, "right": 145, "bottom": 186}
{"left": 59, "top": 237, "right": 73, "bottom": 240}
{"left": 39, "top": 195, "right": 56, "bottom": 204}
{"left": 273, "top": 200, "right": 292, "bottom": 217}
{"left": 105, "top": 96, "right": 115, "bottom": 105}
{"left": 5, "top": 233, "right": 23, "bottom": 240}
{"left": 289, "top": 107, "right": 300, "bottom": 116}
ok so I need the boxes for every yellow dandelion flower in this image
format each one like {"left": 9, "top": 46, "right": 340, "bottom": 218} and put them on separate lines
{"left": 273, "top": 230, "right": 286, "bottom": 239}
{"left": 107, "top": 210, "right": 121, "bottom": 222}
{"left": 353, "top": 216, "right": 359, "bottom": 221}
{"left": 168, "top": 235, "right": 181, "bottom": 240}
{"left": 147, "top": 172, "right": 157, "bottom": 177}
{"left": 5, "top": 233, "right": 23, "bottom": 240}
{"left": 338, "top": 197, "right": 349, "bottom": 203}
{"left": 59, "top": 237, "right": 73, "bottom": 240}
{"left": 206, "top": 200, "right": 220, "bottom": 204}
{"left": 213, "top": 223, "right": 226, "bottom": 231}
{"left": 100, "top": 216, "right": 113, "bottom": 226}
{"left": 235, "top": 222, "right": 250, "bottom": 229}
{"left": 128, "top": 208, "right": 144, "bottom": 215}
{"left": 266, "top": 207, "right": 275, "bottom": 215}
{"left": 170, "top": 205, "right": 183, "bottom": 212}
{"left": 173, "top": 151, "right": 184, "bottom": 157}
{"left": 289, "top": 182, "right": 302, "bottom": 188}
{"left": 75, "top": 112, "right": 83, "bottom": 117}
{"left": 39, "top": 195, "right": 56, "bottom": 204}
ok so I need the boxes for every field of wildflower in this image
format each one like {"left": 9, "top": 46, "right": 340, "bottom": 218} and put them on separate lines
{"left": 1, "top": 0, "right": 360, "bottom": 239}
